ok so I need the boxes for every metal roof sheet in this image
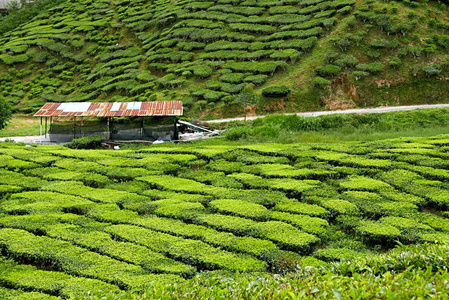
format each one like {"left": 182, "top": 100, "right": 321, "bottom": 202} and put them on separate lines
{"left": 34, "top": 101, "right": 183, "bottom": 117}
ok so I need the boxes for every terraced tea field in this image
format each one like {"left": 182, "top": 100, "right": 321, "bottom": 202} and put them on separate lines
{"left": 1, "top": 135, "right": 449, "bottom": 298}
{"left": 0, "top": 0, "right": 354, "bottom": 112}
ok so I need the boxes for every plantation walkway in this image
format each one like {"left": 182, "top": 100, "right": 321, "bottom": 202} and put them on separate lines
{"left": 0, "top": 135, "right": 53, "bottom": 144}
{"left": 206, "top": 103, "right": 449, "bottom": 123}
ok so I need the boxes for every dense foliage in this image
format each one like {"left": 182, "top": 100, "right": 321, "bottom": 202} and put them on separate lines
{"left": 84, "top": 243, "right": 449, "bottom": 299}
{"left": 0, "top": 97, "right": 12, "bottom": 130}
{"left": 1, "top": 132, "right": 449, "bottom": 298}
{"left": 64, "top": 134, "right": 105, "bottom": 149}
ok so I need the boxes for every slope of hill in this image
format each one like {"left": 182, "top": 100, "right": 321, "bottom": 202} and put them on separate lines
{"left": 0, "top": 0, "right": 448, "bottom": 119}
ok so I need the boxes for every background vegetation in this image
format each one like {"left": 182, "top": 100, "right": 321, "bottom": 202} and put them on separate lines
{"left": 0, "top": 97, "right": 12, "bottom": 130}
{"left": 217, "top": 107, "right": 449, "bottom": 143}
{"left": 0, "top": 0, "right": 448, "bottom": 119}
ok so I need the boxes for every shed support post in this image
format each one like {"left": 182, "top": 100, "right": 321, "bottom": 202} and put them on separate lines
{"left": 106, "top": 117, "right": 110, "bottom": 139}
{"left": 107, "top": 117, "right": 113, "bottom": 140}
{"left": 140, "top": 117, "right": 144, "bottom": 140}
{"left": 73, "top": 116, "right": 76, "bottom": 140}
{"left": 40, "top": 117, "right": 43, "bottom": 143}
{"left": 174, "top": 117, "right": 179, "bottom": 141}
{"left": 45, "top": 117, "right": 48, "bottom": 138}
{"left": 81, "top": 117, "right": 84, "bottom": 137}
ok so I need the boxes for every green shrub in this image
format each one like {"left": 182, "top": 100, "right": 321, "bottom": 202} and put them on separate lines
{"left": 319, "top": 199, "right": 359, "bottom": 216}
{"left": 356, "top": 220, "right": 401, "bottom": 244}
{"left": 219, "top": 83, "right": 245, "bottom": 94}
{"left": 339, "top": 175, "right": 392, "bottom": 191}
{"left": 65, "top": 135, "right": 105, "bottom": 149}
{"left": 422, "top": 65, "right": 441, "bottom": 77}
{"left": 258, "top": 221, "right": 320, "bottom": 252}
{"left": 367, "top": 62, "right": 385, "bottom": 74}
{"left": 313, "top": 76, "right": 331, "bottom": 88}
{"left": 192, "top": 65, "right": 213, "bottom": 78}
{"left": 219, "top": 72, "right": 246, "bottom": 84}
{"left": 259, "top": 249, "right": 305, "bottom": 274}
{"left": 154, "top": 202, "right": 205, "bottom": 221}
{"left": 261, "top": 85, "right": 291, "bottom": 98}
{"left": 206, "top": 159, "right": 246, "bottom": 174}
{"left": 314, "top": 64, "right": 341, "bottom": 77}
{"left": 0, "top": 54, "right": 29, "bottom": 65}
{"left": 369, "top": 39, "right": 388, "bottom": 48}
{"left": 209, "top": 199, "right": 269, "bottom": 221}
{"left": 368, "top": 50, "right": 381, "bottom": 60}
{"left": 32, "top": 51, "right": 50, "bottom": 63}
{"left": 270, "top": 211, "right": 328, "bottom": 236}
{"left": 273, "top": 200, "right": 329, "bottom": 218}
{"left": 244, "top": 74, "right": 268, "bottom": 85}
{"left": 314, "top": 247, "right": 362, "bottom": 262}
{"left": 352, "top": 71, "right": 369, "bottom": 80}
{"left": 334, "top": 54, "right": 358, "bottom": 68}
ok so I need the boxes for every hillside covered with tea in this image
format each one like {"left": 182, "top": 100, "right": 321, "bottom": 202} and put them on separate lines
{"left": 0, "top": 0, "right": 448, "bottom": 118}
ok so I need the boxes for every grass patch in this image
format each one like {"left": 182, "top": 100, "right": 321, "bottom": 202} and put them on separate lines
{"left": 217, "top": 108, "right": 449, "bottom": 144}
{"left": 0, "top": 115, "right": 41, "bottom": 138}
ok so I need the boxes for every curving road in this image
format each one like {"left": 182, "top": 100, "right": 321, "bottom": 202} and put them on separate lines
{"left": 206, "top": 103, "right": 449, "bottom": 123}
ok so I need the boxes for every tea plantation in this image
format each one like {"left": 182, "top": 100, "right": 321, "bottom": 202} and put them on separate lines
{"left": 1, "top": 0, "right": 448, "bottom": 117}
{"left": 1, "top": 134, "right": 449, "bottom": 298}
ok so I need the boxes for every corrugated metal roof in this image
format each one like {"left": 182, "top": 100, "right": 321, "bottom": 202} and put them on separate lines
{"left": 34, "top": 101, "right": 183, "bottom": 117}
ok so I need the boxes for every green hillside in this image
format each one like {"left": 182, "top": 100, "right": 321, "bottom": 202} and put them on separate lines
{"left": 2, "top": 134, "right": 449, "bottom": 297}
{"left": 0, "top": 0, "right": 448, "bottom": 119}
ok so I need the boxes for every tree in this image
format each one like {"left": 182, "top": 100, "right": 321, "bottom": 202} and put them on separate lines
{"left": 236, "top": 84, "right": 259, "bottom": 121}
{"left": 0, "top": 98, "right": 12, "bottom": 131}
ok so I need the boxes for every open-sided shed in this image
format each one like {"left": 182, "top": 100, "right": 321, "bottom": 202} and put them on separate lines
{"left": 34, "top": 101, "right": 183, "bottom": 142}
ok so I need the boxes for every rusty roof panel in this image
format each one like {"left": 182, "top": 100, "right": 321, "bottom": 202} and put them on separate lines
{"left": 141, "top": 102, "right": 149, "bottom": 111}
{"left": 42, "top": 103, "right": 52, "bottom": 110}
{"left": 49, "top": 103, "right": 60, "bottom": 111}
{"left": 34, "top": 101, "right": 183, "bottom": 117}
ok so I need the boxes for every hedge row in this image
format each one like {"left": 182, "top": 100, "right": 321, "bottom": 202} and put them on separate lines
{"left": 245, "top": 163, "right": 337, "bottom": 179}
{"left": 41, "top": 181, "right": 148, "bottom": 205}
{"left": 105, "top": 224, "right": 267, "bottom": 272}
{"left": 2, "top": 191, "right": 96, "bottom": 214}
{"left": 0, "top": 228, "right": 183, "bottom": 289}
{"left": 195, "top": 214, "right": 319, "bottom": 252}
{"left": 43, "top": 223, "right": 195, "bottom": 276}
{"left": 0, "top": 259, "right": 118, "bottom": 298}
{"left": 0, "top": 169, "right": 49, "bottom": 190}
{"left": 89, "top": 210, "right": 278, "bottom": 257}
{"left": 379, "top": 169, "right": 449, "bottom": 207}
{"left": 229, "top": 172, "right": 321, "bottom": 197}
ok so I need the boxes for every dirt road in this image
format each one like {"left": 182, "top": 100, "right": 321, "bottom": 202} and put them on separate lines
{"left": 206, "top": 103, "right": 449, "bottom": 123}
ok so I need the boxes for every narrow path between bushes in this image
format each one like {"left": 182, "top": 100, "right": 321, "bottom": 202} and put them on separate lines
{"left": 206, "top": 103, "right": 449, "bottom": 124}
